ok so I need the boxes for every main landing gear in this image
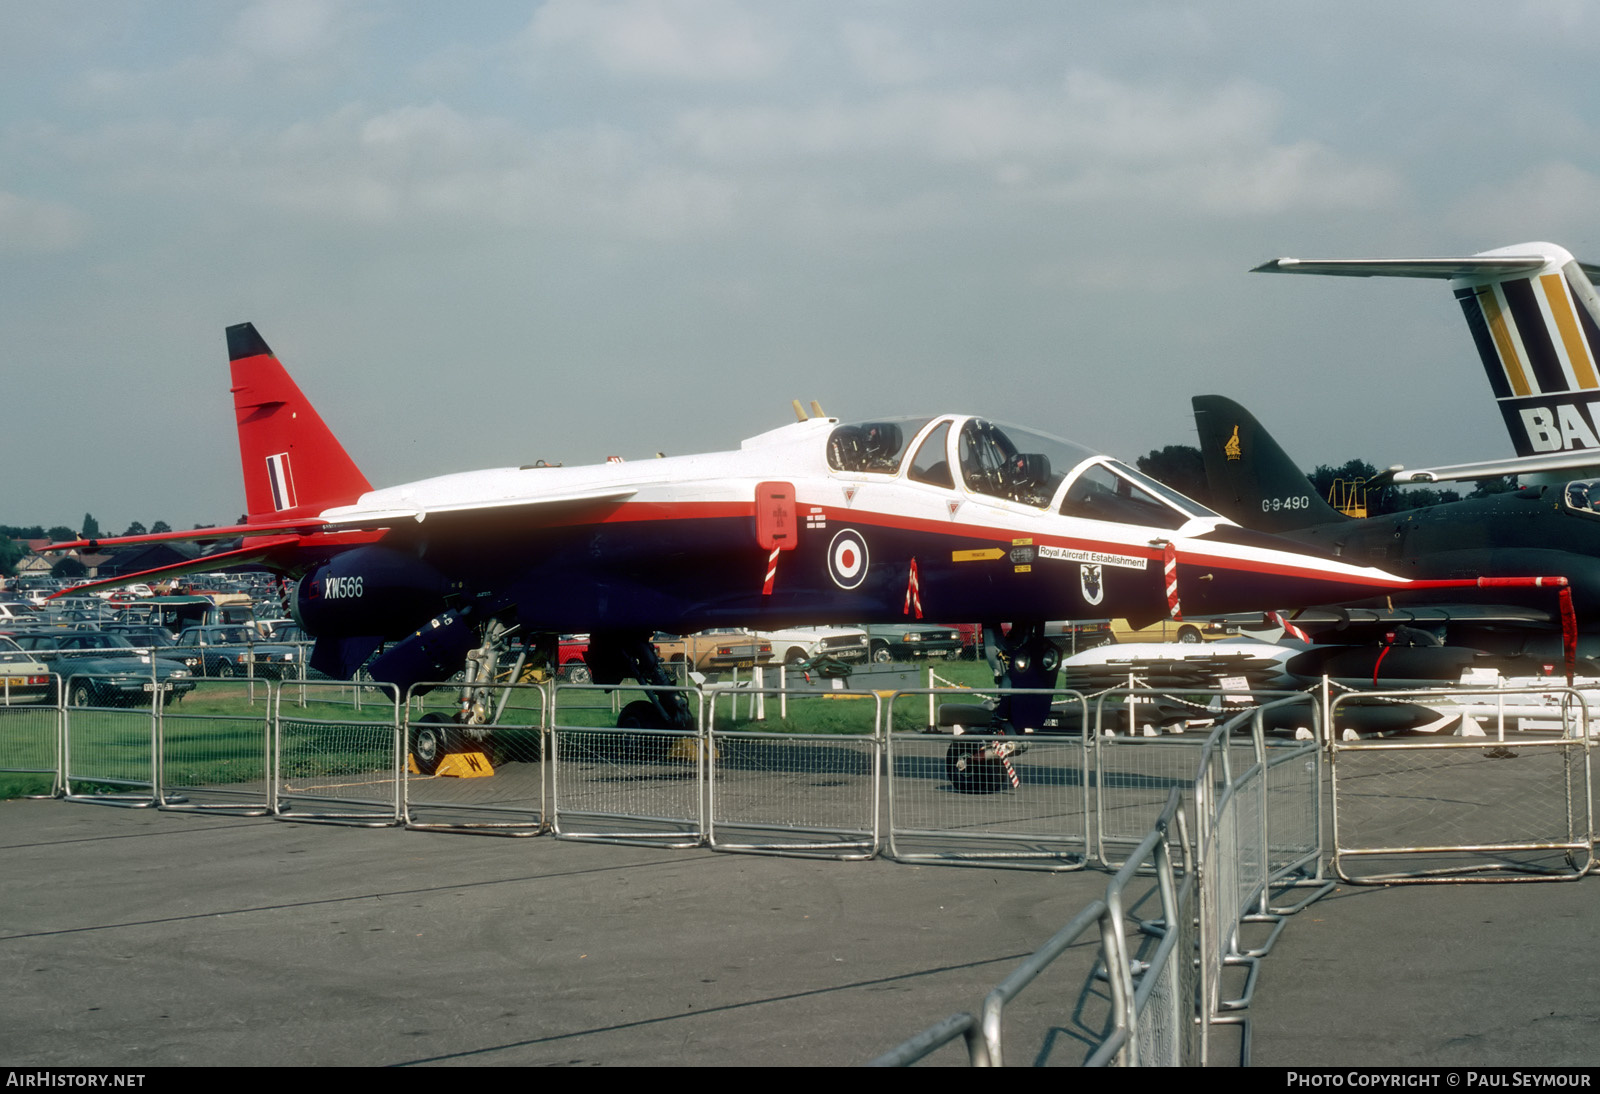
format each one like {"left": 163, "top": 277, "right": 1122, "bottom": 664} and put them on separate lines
{"left": 580, "top": 631, "right": 694, "bottom": 731}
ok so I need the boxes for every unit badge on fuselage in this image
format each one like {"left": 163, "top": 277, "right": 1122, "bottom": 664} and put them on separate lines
{"left": 1081, "top": 563, "right": 1104, "bottom": 606}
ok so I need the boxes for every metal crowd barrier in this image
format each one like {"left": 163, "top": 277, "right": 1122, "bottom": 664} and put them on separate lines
{"left": 548, "top": 682, "right": 708, "bottom": 846}
{"left": 156, "top": 678, "right": 271, "bottom": 815}
{"left": 402, "top": 680, "right": 548, "bottom": 835}
{"left": 884, "top": 687, "right": 1089, "bottom": 870}
{"left": 1327, "top": 686, "right": 1595, "bottom": 883}
{"left": 61, "top": 669, "right": 159, "bottom": 806}
{"left": 705, "top": 684, "right": 881, "bottom": 859}
{"left": 273, "top": 679, "right": 402, "bottom": 825}
{"left": 1191, "top": 698, "right": 1323, "bottom": 1064}
{"left": 31, "top": 663, "right": 1600, "bottom": 1065}
{"left": 1092, "top": 687, "right": 1313, "bottom": 868}
{"left": 876, "top": 696, "right": 1320, "bottom": 1067}
{"left": 871, "top": 791, "right": 1195, "bottom": 1066}
{"left": 0, "top": 672, "right": 62, "bottom": 797}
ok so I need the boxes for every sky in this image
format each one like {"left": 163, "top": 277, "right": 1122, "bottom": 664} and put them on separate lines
{"left": 5, "top": 0, "right": 1600, "bottom": 533}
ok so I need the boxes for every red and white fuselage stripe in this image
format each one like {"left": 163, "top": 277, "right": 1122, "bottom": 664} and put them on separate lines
{"left": 1163, "top": 542, "right": 1182, "bottom": 621}
{"left": 762, "top": 546, "right": 780, "bottom": 596}
{"left": 903, "top": 556, "right": 922, "bottom": 618}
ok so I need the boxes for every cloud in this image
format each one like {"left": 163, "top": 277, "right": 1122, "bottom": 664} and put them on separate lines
{"left": 1444, "top": 161, "right": 1600, "bottom": 244}
{"left": 35, "top": 60, "right": 1402, "bottom": 271}
{"left": 35, "top": 103, "right": 738, "bottom": 241}
{"left": 526, "top": 0, "right": 784, "bottom": 82}
{"left": 72, "top": 0, "right": 369, "bottom": 106}
{"left": 0, "top": 190, "right": 88, "bottom": 253}
{"left": 839, "top": 20, "right": 929, "bottom": 86}
{"left": 671, "top": 72, "right": 1401, "bottom": 216}
{"left": 230, "top": 0, "right": 350, "bottom": 62}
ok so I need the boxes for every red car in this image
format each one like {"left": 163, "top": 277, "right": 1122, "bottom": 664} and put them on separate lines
{"left": 557, "top": 635, "right": 592, "bottom": 683}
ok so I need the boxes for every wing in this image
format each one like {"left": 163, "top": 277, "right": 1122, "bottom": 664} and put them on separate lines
{"left": 47, "top": 516, "right": 331, "bottom": 553}
{"left": 1383, "top": 452, "right": 1600, "bottom": 485}
{"left": 1253, "top": 255, "right": 1563, "bottom": 279}
{"left": 317, "top": 485, "right": 638, "bottom": 528}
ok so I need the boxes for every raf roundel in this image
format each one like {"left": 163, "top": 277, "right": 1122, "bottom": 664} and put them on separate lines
{"left": 828, "top": 528, "right": 870, "bottom": 590}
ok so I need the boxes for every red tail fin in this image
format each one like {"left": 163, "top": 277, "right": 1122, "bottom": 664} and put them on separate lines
{"left": 228, "top": 323, "right": 372, "bottom": 525}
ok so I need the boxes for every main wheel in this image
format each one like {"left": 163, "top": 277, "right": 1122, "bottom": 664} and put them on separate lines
{"left": 410, "top": 712, "right": 456, "bottom": 776}
{"left": 946, "top": 740, "right": 1009, "bottom": 794}
{"left": 617, "top": 700, "right": 668, "bottom": 729}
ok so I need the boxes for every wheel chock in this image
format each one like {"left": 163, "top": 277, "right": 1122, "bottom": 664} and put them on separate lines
{"left": 434, "top": 751, "right": 496, "bottom": 778}
{"left": 666, "top": 737, "right": 719, "bottom": 762}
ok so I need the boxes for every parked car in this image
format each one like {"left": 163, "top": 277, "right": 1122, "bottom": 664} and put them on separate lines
{"left": 6, "top": 632, "right": 195, "bottom": 706}
{"left": 755, "top": 626, "right": 869, "bottom": 665}
{"left": 0, "top": 636, "right": 55, "bottom": 705}
{"left": 861, "top": 624, "right": 965, "bottom": 663}
{"left": 557, "top": 635, "right": 592, "bottom": 682}
{"left": 267, "top": 622, "right": 311, "bottom": 644}
{"left": 100, "top": 624, "right": 181, "bottom": 650}
{"left": 0, "top": 600, "right": 41, "bottom": 622}
{"left": 1047, "top": 621, "right": 1115, "bottom": 651}
{"left": 1105, "top": 618, "right": 1236, "bottom": 644}
{"left": 115, "top": 595, "right": 252, "bottom": 635}
{"left": 652, "top": 630, "right": 775, "bottom": 672}
{"left": 174, "top": 625, "right": 301, "bottom": 679}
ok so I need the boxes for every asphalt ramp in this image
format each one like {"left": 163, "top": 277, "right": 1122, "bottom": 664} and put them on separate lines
{"left": 0, "top": 799, "right": 1110, "bottom": 1067}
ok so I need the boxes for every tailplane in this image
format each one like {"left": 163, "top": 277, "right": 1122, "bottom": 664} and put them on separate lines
{"left": 229, "top": 323, "right": 372, "bottom": 524}
{"left": 1256, "top": 243, "right": 1600, "bottom": 460}
{"left": 1192, "top": 394, "right": 1345, "bottom": 532}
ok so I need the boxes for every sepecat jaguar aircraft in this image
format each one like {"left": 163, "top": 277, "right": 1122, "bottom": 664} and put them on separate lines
{"left": 53, "top": 324, "right": 1553, "bottom": 757}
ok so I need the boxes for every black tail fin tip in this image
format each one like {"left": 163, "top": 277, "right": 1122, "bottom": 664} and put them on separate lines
{"left": 227, "top": 322, "right": 272, "bottom": 362}
{"left": 1191, "top": 394, "right": 1345, "bottom": 532}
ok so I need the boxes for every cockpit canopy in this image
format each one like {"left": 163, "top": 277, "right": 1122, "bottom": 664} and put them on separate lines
{"left": 826, "top": 416, "right": 1219, "bottom": 529}
{"left": 1565, "top": 479, "right": 1600, "bottom": 515}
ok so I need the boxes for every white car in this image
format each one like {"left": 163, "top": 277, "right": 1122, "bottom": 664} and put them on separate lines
{"left": 0, "top": 636, "right": 55, "bottom": 705}
{"left": 755, "top": 626, "right": 870, "bottom": 665}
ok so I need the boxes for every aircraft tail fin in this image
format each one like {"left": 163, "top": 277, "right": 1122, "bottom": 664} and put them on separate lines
{"left": 1192, "top": 394, "right": 1345, "bottom": 532}
{"left": 1256, "top": 243, "right": 1600, "bottom": 459}
{"left": 228, "top": 323, "right": 373, "bottom": 524}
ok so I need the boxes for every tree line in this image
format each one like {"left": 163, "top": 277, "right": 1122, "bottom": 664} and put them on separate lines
{"left": 0, "top": 515, "right": 177, "bottom": 579}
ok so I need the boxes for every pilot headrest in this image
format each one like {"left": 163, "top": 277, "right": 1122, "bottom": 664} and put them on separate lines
{"left": 862, "top": 422, "right": 902, "bottom": 457}
{"left": 1010, "top": 453, "right": 1049, "bottom": 487}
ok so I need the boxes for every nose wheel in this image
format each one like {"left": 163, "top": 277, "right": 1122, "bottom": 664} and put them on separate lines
{"left": 945, "top": 738, "right": 1021, "bottom": 794}
{"left": 410, "top": 712, "right": 456, "bottom": 776}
